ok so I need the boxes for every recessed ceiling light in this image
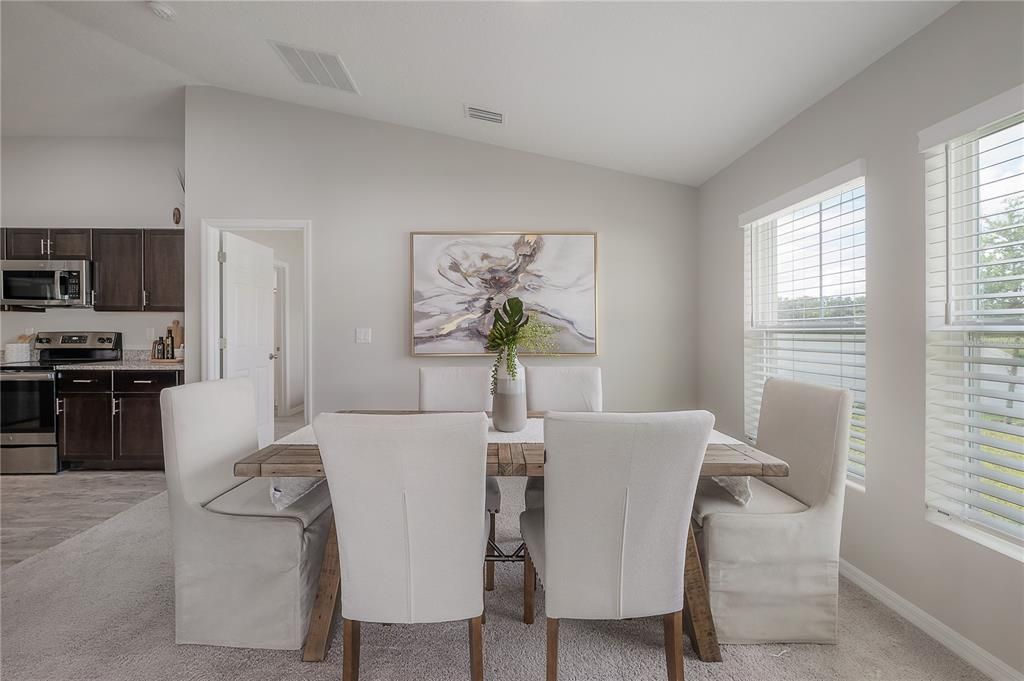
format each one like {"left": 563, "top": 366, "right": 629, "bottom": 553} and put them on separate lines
{"left": 147, "top": 1, "right": 176, "bottom": 21}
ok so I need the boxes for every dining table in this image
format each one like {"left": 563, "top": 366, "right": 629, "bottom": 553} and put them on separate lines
{"left": 233, "top": 411, "right": 790, "bottom": 664}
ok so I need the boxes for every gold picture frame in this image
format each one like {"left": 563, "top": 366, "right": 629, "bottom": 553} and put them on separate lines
{"left": 410, "top": 231, "right": 599, "bottom": 356}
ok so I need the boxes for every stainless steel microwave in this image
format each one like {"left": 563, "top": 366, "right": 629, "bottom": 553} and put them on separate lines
{"left": 0, "top": 260, "right": 93, "bottom": 307}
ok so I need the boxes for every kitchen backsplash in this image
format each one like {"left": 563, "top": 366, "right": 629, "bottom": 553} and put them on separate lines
{"left": 1, "top": 310, "right": 183, "bottom": 350}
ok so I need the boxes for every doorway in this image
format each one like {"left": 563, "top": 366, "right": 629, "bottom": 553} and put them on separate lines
{"left": 200, "top": 219, "right": 312, "bottom": 445}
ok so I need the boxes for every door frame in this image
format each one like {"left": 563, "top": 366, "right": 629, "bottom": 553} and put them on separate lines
{"left": 272, "top": 260, "right": 292, "bottom": 417}
{"left": 200, "top": 218, "right": 312, "bottom": 424}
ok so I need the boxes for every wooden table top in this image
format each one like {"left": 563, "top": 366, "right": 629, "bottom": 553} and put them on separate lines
{"left": 234, "top": 412, "right": 789, "bottom": 479}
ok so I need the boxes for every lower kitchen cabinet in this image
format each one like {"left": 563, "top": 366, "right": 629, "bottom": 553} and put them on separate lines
{"left": 58, "top": 369, "right": 183, "bottom": 470}
{"left": 114, "top": 394, "right": 164, "bottom": 462}
{"left": 59, "top": 393, "right": 113, "bottom": 461}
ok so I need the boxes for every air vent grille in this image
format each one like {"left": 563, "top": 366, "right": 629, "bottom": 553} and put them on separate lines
{"left": 270, "top": 41, "right": 358, "bottom": 94}
{"left": 464, "top": 106, "right": 504, "bottom": 125}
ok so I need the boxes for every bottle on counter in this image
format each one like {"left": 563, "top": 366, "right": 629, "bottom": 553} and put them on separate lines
{"left": 155, "top": 337, "right": 165, "bottom": 360}
{"left": 165, "top": 330, "right": 175, "bottom": 360}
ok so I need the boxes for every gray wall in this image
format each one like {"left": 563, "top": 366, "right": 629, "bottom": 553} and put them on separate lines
{"left": 696, "top": 2, "right": 1024, "bottom": 672}
{"left": 1, "top": 136, "right": 186, "bottom": 349}
{"left": 185, "top": 86, "right": 700, "bottom": 414}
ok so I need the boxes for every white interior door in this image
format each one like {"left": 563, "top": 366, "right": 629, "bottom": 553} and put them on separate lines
{"left": 221, "top": 232, "right": 276, "bottom": 447}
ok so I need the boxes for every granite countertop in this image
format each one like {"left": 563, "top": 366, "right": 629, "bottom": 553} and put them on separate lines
{"left": 57, "top": 360, "right": 184, "bottom": 371}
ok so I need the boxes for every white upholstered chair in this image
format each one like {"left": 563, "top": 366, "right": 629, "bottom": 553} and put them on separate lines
{"left": 692, "top": 377, "right": 852, "bottom": 644}
{"left": 160, "top": 378, "right": 332, "bottom": 649}
{"left": 520, "top": 411, "right": 714, "bottom": 681}
{"left": 522, "top": 366, "right": 603, "bottom": 510}
{"left": 314, "top": 412, "right": 489, "bottom": 681}
{"left": 419, "top": 366, "right": 501, "bottom": 590}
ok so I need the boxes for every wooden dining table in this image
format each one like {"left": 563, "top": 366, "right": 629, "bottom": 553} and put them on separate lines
{"left": 234, "top": 411, "right": 790, "bottom": 664}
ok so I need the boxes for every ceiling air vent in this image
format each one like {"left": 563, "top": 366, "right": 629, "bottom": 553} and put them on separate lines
{"left": 270, "top": 40, "right": 359, "bottom": 94}
{"left": 464, "top": 105, "right": 504, "bottom": 125}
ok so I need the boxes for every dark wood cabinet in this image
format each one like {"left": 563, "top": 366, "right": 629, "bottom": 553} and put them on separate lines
{"left": 59, "top": 393, "right": 113, "bottom": 461}
{"left": 5, "top": 228, "right": 50, "bottom": 259}
{"left": 4, "top": 228, "right": 92, "bottom": 260}
{"left": 1, "top": 228, "right": 5, "bottom": 259}
{"left": 49, "top": 229, "right": 92, "bottom": 260}
{"left": 92, "top": 229, "right": 144, "bottom": 311}
{"left": 58, "top": 370, "right": 182, "bottom": 469}
{"left": 143, "top": 230, "right": 185, "bottom": 311}
{"left": 114, "top": 394, "right": 164, "bottom": 461}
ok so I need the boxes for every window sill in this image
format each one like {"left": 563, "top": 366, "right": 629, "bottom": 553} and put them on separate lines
{"left": 926, "top": 511, "right": 1024, "bottom": 563}
{"left": 846, "top": 478, "right": 866, "bottom": 494}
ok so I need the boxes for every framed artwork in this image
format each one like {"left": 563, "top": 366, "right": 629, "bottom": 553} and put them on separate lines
{"left": 411, "top": 231, "right": 598, "bottom": 355}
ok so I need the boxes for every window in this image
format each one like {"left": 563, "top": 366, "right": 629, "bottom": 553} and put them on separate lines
{"left": 743, "top": 177, "right": 867, "bottom": 480}
{"left": 925, "top": 111, "right": 1024, "bottom": 546}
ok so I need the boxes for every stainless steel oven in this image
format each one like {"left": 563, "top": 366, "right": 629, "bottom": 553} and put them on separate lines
{"left": 1, "top": 260, "right": 92, "bottom": 307}
{"left": 0, "top": 370, "right": 58, "bottom": 473}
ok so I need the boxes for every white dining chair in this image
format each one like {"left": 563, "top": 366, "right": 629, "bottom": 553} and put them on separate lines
{"left": 523, "top": 366, "right": 603, "bottom": 510}
{"left": 692, "top": 377, "right": 852, "bottom": 643}
{"left": 160, "top": 378, "right": 332, "bottom": 649}
{"left": 520, "top": 410, "right": 714, "bottom": 681}
{"left": 419, "top": 367, "right": 501, "bottom": 591}
{"left": 314, "top": 412, "right": 489, "bottom": 681}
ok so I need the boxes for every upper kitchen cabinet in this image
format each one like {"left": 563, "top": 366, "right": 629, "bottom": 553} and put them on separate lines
{"left": 49, "top": 229, "right": 93, "bottom": 260}
{"left": 92, "top": 229, "right": 144, "bottom": 311}
{"left": 143, "top": 230, "right": 184, "bottom": 311}
{"left": 4, "top": 228, "right": 92, "bottom": 260}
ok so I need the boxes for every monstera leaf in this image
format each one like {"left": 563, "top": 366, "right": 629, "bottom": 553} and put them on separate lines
{"left": 486, "top": 297, "right": 529, "bottom": 352}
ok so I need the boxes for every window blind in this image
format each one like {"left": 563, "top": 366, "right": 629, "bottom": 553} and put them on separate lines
{"left": 925, "top": 111, "right": 1024, "bottom": 544}
{"left": 743, "top": 178, "right": 867, "bottom": 480}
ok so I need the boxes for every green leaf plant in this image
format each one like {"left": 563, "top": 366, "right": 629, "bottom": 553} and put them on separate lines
{"left": 486, "top": 297, "right": 558, "bottom": 395}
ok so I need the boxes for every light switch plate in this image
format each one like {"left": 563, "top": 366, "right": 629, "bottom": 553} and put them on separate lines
{"left": 355, "top": 327, "right": 373, "bottom": 344}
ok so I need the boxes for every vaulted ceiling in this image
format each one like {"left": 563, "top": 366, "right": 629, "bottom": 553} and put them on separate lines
{"left": 2, "top": 1, "right": 953, "bottom": 185}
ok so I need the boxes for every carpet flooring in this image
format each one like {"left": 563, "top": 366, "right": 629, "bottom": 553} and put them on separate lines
{"left": 0, "top": 478, "right": 988, "bottom": 681}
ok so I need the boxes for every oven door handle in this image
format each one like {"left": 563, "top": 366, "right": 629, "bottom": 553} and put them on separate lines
{"left": 0, "top": 372, "right": 55, "bottom": 381}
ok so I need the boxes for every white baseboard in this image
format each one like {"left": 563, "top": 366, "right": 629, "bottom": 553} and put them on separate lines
{"left": 839, "top": 559, "right": 1023, "bottom": 681}
{"left": 287, "top": 403, "right": 304, "bottom": 417}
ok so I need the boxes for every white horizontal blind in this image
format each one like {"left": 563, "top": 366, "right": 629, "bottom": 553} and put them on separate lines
{"left": 744, "top": 178, "right": 867, "bottom": 479}
{"left": 925, "top": 111, "right": 1024, "bottom": 544}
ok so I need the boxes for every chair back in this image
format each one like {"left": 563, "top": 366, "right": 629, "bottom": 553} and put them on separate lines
{"left": 755, "top": 378, "right": 852, "bottom": 508}
{"left": 543, "top": 411, "right": 713, "bottom": 620}
{"left": 314, "top": 412, "right": 489, "bottom": 624}
{"left": 525, "top": 366, "right": 602, "bottom": 412}
{"left": 419, "top": 367, "right": 493, "bottom": 412}
{"left": 161, "top": 378, "right": 256, "bottom": 510}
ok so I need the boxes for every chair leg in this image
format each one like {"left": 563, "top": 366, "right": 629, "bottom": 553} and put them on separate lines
{"left": 469, "top": 616, "right": 484, "bottom": 681}
{"left": 481, "top": 576, "right": 487, "bottom": 625}
{"left": 663, "top": 610, "right": 684, "bottom": 681}
{"left": 485, "top": 513, "right": 496, "bottom": 591}
{"left": 546, "top": 618, "right": 559, "bottom": 681}
{"left": 342, "top": 618, "right": 360, "bottom": 681}
{"left": 524, "top": 548, "right": 536, "bottom": 624}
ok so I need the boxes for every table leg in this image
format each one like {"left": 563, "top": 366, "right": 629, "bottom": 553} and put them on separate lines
{"left": 683, "top": 521, "right": 721, "bottom": 662}
{"left": 303, "top": 512, "right": 341, "bottom": 662}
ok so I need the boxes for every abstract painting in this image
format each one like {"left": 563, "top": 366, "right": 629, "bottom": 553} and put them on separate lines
{"left": 411, "top": 232, "right": 597, "bottom": 355}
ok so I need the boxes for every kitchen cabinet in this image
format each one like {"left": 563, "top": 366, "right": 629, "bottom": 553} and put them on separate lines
{"left": 59, "top": 393, "right": 113, "bottom": 461}
{"left": 4, "top": 228, "right": 92, "bottom": 260}
{"left": 143, "top": 230, "right": 185, "bottom": 311}
{"left": 58, "top": 369, "right": 182, "bottom": 469}
{"left": 91, "top": 229, "right": 144, "bottom": 311}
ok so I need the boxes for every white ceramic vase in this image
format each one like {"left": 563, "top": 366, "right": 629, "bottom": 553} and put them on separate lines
{"left": 492, "top": 353, "right": 527, "bottom": 432}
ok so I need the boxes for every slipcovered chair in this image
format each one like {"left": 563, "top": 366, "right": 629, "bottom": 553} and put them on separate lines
{"left": 522, "top": 366, "right": 603, "bottom": 510}
{"left": 692, "top": 377, "right": 852, "bottom": 643}
{"left": 314, "top": 412, "right": 489, "bottom": 681}
{"left": 520, "top": 411, "right": 714, "bottom": 681}
{"left": 160, "top": 378, "right": 332, "bottom": 649}
{"left": 419, "top": 366, "right": 501, "bottom": 590}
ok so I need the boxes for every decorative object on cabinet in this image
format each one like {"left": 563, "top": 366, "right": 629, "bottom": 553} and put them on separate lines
{"left": 411, "top": 232, "right": 597, "bottom": 355}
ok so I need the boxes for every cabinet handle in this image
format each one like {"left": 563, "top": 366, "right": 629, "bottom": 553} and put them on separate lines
{"left": 72, "top": 379, "right": 96, "bottom": 383}
{"left": 143, "top": 290, "right": 149, "bottom": 307}
{"left": 56, "top": 398, "right": 63, "bottom": 415}
{"left": 40, "top": 238, "right": 46, "bottom": 255}
{"left": 111, "top": 398, "right": 119, "bottom": 416}
{"left": 47, "top": 239, "right": 53, "bottom": 255}
{"left": 132, "top": 380, "right": 153, "bottom": 384}
{"left": 90, "top": 290, "right": 96, "bottom": 306}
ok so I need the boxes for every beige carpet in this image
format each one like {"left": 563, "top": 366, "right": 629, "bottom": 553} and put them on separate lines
{"left": 1, "top": 479, "right": 988, "bottom": 681}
